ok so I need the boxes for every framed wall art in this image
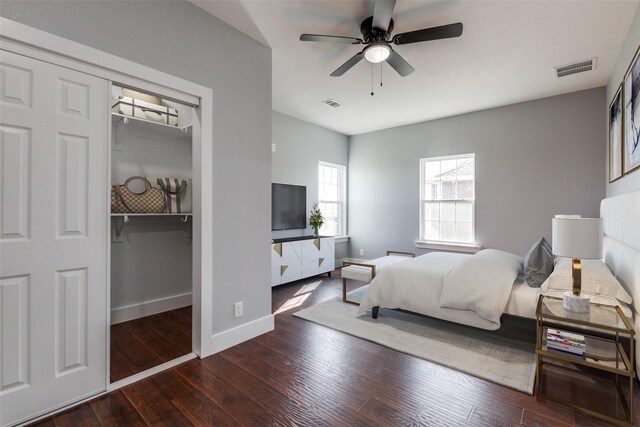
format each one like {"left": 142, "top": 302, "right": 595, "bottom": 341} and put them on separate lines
{"left": 624, "top": 44, "right": 640, "bottom": 174}
{"left": 609, "top": 83, "right": 623, "bottom": 182}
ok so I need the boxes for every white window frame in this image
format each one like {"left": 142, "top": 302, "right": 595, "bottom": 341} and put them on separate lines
{"left": 318, "top": 161, "right": 347, "bottom": 239}
{"left": 417, "top": 153, "right": 479, "bottom": 252}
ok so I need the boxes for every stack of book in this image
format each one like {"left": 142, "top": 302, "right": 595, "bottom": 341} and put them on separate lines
{"left": 546, "top": 328, "right": 586, "bottom": 356}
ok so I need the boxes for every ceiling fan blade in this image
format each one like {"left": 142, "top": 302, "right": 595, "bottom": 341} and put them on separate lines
{"left": 386, "top": 50, "right": 415, "bottom": 77}
{"left": 300, "top": 34, "right": 363, "bottom": 44}
{"left": 330, "top": 53, "right": 364, "bottom": 77}
{"left": 372, "top": 0, "right": 396, "bottom": 32}
{"left": 392, "top": 22, "right": 463, "bottom": 45}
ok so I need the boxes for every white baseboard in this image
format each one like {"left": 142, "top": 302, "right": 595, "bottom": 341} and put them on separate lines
{"left": 210, "top": 314, "right": 274, "bottom": 354}
{"left": 110, "top": 292, "right": 192, "bottom": 324}
{"left": 109, "top": 353, "right": 197, "bottom": 391}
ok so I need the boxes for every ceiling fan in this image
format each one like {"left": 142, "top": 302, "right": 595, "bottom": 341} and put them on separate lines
{"left": 300, "top": 0, "right": 463, "bottom": 77}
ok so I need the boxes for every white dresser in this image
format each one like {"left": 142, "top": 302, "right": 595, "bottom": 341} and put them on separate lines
{"left": 271, "top": 236, "right": 335, "bottom": 286}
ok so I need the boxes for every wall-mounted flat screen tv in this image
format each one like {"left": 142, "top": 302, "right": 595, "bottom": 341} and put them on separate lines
{"left": 272, "top": 183, "right": 306, "bottom": 230}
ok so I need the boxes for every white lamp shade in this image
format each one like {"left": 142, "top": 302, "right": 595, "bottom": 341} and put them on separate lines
{"left": 552, "top": 217, "right": 603, "bottom": 259}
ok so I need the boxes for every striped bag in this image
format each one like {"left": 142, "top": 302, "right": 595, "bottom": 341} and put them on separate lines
{"left": 153, "top": 178, "right": 190, "bottom": 213}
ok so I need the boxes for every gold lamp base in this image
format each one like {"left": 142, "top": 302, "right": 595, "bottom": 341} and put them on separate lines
{"left": 572, "top": 258, "right": 581, "bottom": 295}
{"left": 563, "top": 258, "right": 590, "bottom": 313}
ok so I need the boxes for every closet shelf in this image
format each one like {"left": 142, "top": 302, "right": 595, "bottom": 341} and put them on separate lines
{"left": 112, "top": 113, "right": 192, "bottom": 132}
{"left": 111, "top": 113, "right": 192, "bottom": 149}
{"left": 111, "top": 213, "right": 191, "bottom": 222}
{"left": 111, "top": 213, "right": 193, "bottom": 217}
{"left": 110, "top": 213, "right": 192, "bottom": 240}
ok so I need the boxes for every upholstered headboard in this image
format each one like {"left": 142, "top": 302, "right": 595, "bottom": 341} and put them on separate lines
{"left": 601, "top": 190, "right": 640, "bottom": 377}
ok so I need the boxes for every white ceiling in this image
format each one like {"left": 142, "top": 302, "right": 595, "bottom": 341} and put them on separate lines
{"left": 193, "top": 0, "right": 638, "bottom": 136}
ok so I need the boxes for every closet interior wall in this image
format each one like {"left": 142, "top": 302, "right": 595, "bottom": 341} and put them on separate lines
{"left": 110, "top": 85, "right": 193, "bottom": 325}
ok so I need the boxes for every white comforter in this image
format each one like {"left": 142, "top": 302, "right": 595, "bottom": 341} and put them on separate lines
{"left": 358, "top": 250, "right": 522, "bottom": 330}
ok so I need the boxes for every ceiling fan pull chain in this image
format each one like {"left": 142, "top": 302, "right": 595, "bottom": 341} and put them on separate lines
{"left": 371, "top": 63, "right": 374, "bottom": 96}
{"left": 380, "top": 61, "right": 383, "bottom": 87}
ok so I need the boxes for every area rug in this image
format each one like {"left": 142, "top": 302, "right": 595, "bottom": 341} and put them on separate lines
{"left": 293, "top": 287, "right": 536, "bottom": 394}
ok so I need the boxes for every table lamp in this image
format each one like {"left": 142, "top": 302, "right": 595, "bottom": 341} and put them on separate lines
{"left": 551, "top": 215, "right": 603, "bottom": 313}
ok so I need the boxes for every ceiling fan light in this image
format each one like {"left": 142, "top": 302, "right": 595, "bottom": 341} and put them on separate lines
{"left": 364, "top": 43, "right": 391, "bottom": 63}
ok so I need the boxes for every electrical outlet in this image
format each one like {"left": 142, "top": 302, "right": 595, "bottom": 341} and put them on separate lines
{"left": 271, "top": 143, "right": 276, "bottom": 152}
{"left": 359, "top": 249, "right": 364, "bottom": 256}
{"left": 234, "top": 301, "right": 243, "bottom": 318}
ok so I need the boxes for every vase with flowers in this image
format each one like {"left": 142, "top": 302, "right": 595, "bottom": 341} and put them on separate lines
{"left": 309, "top": 203, "right": 324, "bottom": 237}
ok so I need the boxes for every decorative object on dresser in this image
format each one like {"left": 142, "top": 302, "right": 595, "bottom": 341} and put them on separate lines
{"left": 308, "top": 203, "right": 324, "bottom": 237}
{"left": 623, "top": 44, "right": 640, "bottom": 174}
{"left": 271, "top": 236, "right": 335, "bottom": 286}
{"left": 111, "top": 176, "right": 166, "bottom": 213}
{"left": 551, "top": 215, "right": 603, "bottom": 313}
{"left": 609, "top": 83, "right": 624, "bottom": 182}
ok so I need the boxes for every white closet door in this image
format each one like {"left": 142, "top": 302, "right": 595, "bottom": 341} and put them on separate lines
{"left": 0, "top": 50, "right": 108, "bottom": 426}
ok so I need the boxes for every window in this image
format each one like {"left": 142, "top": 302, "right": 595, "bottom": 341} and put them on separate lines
{"left": 420, "top": 154, "right": 475, "bottom": 244}
{"left": 318, "top": 161, "right": 346, "bottom": 237}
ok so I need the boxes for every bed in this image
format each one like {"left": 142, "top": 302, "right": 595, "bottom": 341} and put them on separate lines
{"left": 357, "top": 250, "right": 540, "bottom": 330}
{"left": 358, "top": 191, "right": 639, "bottom": 376}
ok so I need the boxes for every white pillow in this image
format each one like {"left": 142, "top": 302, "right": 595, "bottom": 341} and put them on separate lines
{"left": 543, "top": 290, "right": 633, "bottom": 319}
{"left": 541, "top": 258, "right": 632, "bottom": 304}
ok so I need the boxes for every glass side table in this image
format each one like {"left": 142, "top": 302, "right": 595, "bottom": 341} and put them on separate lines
{"left": 535, "top": 294, "right": 635, "bottom": 425}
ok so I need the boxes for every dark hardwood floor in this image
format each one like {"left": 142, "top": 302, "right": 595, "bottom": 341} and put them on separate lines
{"left": 33, "top": 270, "right": 638, "bottom": 426}
{"left": 110, "top": 306, "right": 192, "bottom": 383}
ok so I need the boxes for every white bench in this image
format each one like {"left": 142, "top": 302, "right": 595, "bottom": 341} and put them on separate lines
{"left": 341, "top": 251, "right": 415, "bottom": 305}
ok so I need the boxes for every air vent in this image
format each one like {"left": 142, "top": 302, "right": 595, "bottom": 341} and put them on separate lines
{"left": 321, "top": 98, "right": 342, "bottom": 108}
{"left": 554, "top": 58, "right": 597, "bottom": 78}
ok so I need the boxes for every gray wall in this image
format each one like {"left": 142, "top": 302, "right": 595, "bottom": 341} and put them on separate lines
{"left": 606, "top": 4, "right": 640, "bottom": 196}
{"left": 272, "top": 111, "right": 349, "bottom": 260}
{"left": 348, "top": 88, "right": 606, "bottom": 259}
{"left": 0, "top": 1, "right": 272, "bottom": 334}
